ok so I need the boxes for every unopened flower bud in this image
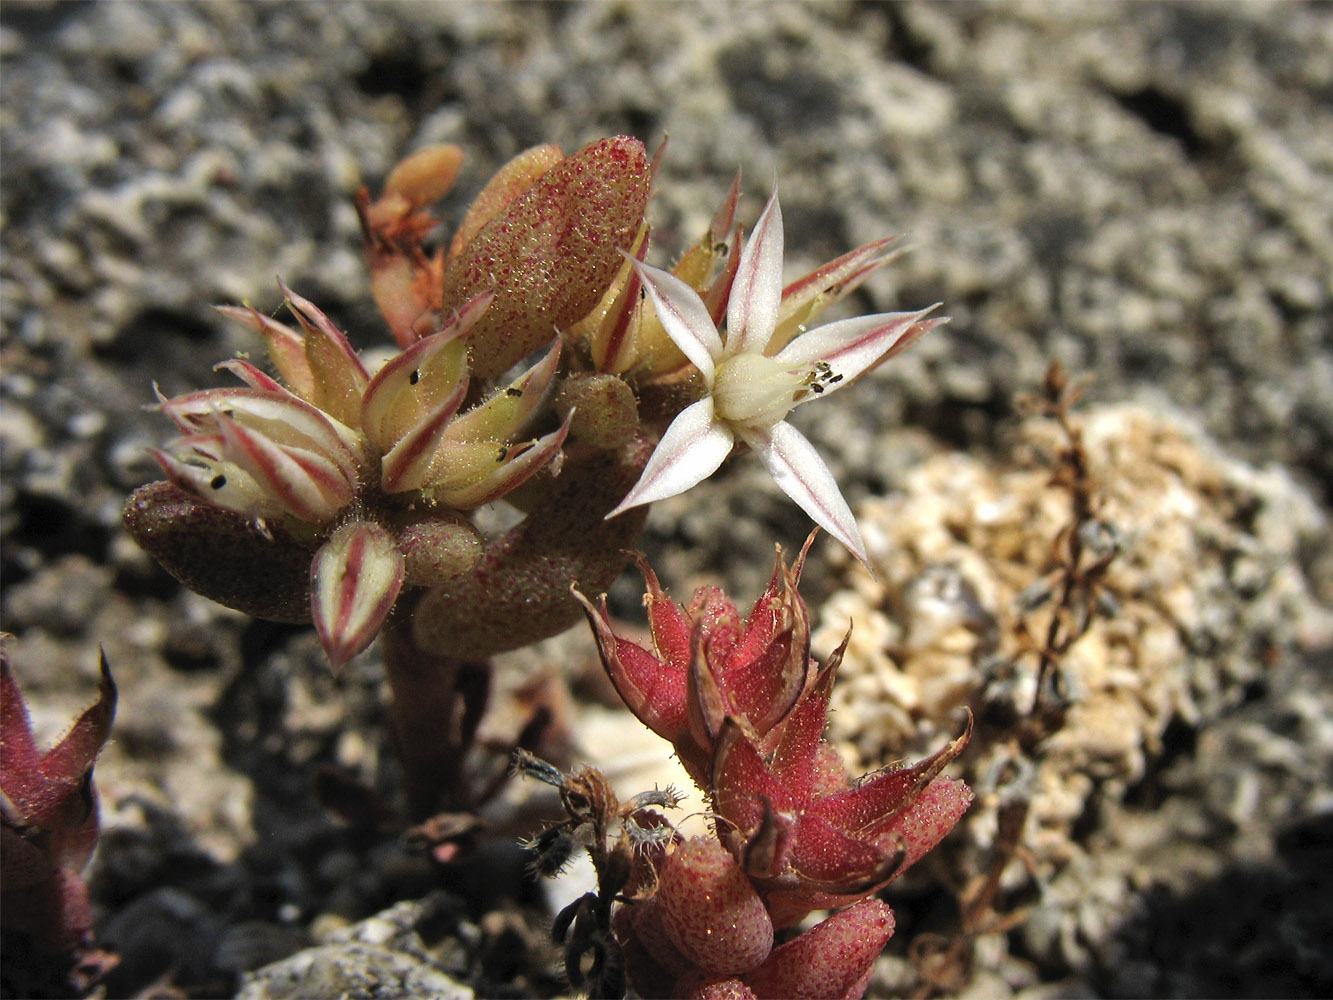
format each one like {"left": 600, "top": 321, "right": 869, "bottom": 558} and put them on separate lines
{"left": 398, "top": 515, "right": 484, "bottom": 586}
{"left": 555, "top": 373, "right": 639, "bottom": 448}
{"left": 310, "top": 520, "right": 405, "bottom": 672}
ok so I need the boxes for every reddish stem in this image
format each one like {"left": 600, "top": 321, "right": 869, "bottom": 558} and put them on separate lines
{"left": 380, "top": 621, "right": 490, "bottom": 819}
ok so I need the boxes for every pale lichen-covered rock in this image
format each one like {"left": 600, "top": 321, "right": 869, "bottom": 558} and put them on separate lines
{"left": 811, "top": 402, "right": 1332, "bottom": 978}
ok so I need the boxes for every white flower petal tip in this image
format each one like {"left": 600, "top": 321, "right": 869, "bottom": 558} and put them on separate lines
{"left": 603, "top": 397, "right": 734, "bottom": 518}
{"left": 739, "top": 422, "right": 870, "bottom": 567}
{"left": 310, "top": 521, "right": 405, "bottom": 672}
{"left": 727, "top": 190, "right": 784, "bottom": 356}
{"left": 628, "top": 258, "right": 723, "bottom": 380}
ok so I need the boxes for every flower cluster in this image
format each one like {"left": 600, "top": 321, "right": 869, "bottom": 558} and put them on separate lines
{"left": 127, "top": 137, "right": 651, "bottom": 671}
{"left": 551, "top": 539, "right": 974, "bottom": 998}
{"left": 127, "top": 137, "right": 941, "bottom": 672}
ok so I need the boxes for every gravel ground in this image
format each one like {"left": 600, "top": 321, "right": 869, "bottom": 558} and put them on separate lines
{"left": 2, "top": 2, "right": 1331, "bottom": 998}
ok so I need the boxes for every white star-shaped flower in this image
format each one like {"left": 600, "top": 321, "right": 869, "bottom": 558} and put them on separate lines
{"left": 606, "top": 191, "right": 945, "bottom": 563}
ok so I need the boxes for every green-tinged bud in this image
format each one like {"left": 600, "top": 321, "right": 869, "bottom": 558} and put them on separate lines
{"left": 398, "top": 515, "right": 484, "bottom": 586}
{"left": 412, "top": 436, "right": 654, "bottom": 659}
{"left": 310, "top": 520, "right": 405, "bottom": 672}
{"left": 555, "top": 373, "right": 639, "bottom": 449}
{"left": 123, "top": 482, "right": 314, "bottom": 623}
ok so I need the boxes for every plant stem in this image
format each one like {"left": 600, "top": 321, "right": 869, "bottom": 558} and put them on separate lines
{"left": 380, "top": 620, "right": 490, "bottom": 819}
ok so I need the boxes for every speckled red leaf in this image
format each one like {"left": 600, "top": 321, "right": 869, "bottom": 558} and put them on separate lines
{"left": 657, "top": 836, "right": 773, "bottom": 976}
{"left": 743, "top": 898, "right": 895, "bottom": 1000}
{"left": 441, "top": 136, "right": 651, "bottom": 377}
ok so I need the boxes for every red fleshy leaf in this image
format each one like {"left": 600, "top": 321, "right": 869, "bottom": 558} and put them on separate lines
{"left": 743, "top": 898, "right": 895, "bottom": 1000}
{"left": 442, "top": 136, "right": 651, "bottom": 377}
{"left": 657, "top": 837, "right": 773, "bottom": 976}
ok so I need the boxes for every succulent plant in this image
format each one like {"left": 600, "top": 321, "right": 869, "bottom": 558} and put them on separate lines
{"left": 123, "top": 136, "right": 943, "bottom": 825}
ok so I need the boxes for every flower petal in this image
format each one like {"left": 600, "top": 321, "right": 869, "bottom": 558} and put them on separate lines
{"left": 280, "top": 280, "right": 370, "bottom": 426}
{"left": 215, "top": 415, "right": 354, "bottom": 523}
{"left": 588, "top": 229, "right": 648, "bottom": 374}
{"left": 630, "top": 257, "right": 723, "bottom": 382}
{"left": 360, "top": 326, "right": 469, "bottom": 453}
{"left": 214, "top": 304, "right": 315, "bottom": 398}
{"left": 215, "top": 358, "right": 284, "bottom": 393}
{"left": 444, "top": 337, "right": 561, "bottom": 444}
{"left": 161, "top": 386, "right": 365, "bottom": 476}
{"left": 431, "top": 408, "right": 574, "bottom": 509}
{"left": 727, "top": 191, "right": 784, "bottom": 357}
{"left": 150, "top": 445, "right": 275, "bottom": 519}
{"left": 774, "top": 307, "right": 945, "bottom": 391}
{"left": 310, "top": 520, "right": 404, "bottom": 672}
{"left": 772, "top": 237, "right": 900, "bottom": 352}
{"left": 738, "top": 421, "right": 868, "bottom": 565}
{"left": 604, "top": 397, "right": 734, "bottom": 517}
{"left": 380, "top": 376, "right": 471, "bottom": 494}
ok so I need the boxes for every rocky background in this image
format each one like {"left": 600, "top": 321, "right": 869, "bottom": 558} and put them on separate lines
{"left": 2, "top": 2, "right": 1331, "bottom": 998}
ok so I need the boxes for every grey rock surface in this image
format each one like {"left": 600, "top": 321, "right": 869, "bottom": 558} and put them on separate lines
{"left": 2, "top": 2, "right": 1330, "bottom": 998}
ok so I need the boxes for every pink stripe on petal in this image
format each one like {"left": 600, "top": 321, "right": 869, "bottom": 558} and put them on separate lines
{"left": 775, "top": 308, "right": 944, "bottom": 389}
{"left": 361, "top": 329, "right": 468, "bottom": 452}
{"left": 161, "top": 388, "right": 362, "bottom": 473}
{"left": 604, "top": 398, "right": 734, "bottom": 517}
{"left": 439, "top": 289, "right": 496, "bottom": 338}
{"left": 214, "top": 304, "right": 315, "bottom": 397}
{"left": 436, "top": 409, "right": 573, "bottom": 509}
{"left": 310, "top": 521, "right": 404, "bottom": 672}
{"left": 217, "top": 416, "right": 352, "bottom": 523}
{"left": 777, "top": 238, "right": 897, "bottom": 320}
{"left": 739, "top": 422, "right": 868, "bottom": 566}
{"left": 380, "top": 377, "right": 470, "bottom": 493}
{"left": 279, "top": 280, "right": 369, "bottom": 425}
{"left": 595, "top": 249, "right": 644, "bottom": 373}
{"left": 279, "top": 281, "right": 369, "bottom": 381}
{"left": 629, "top": 257, "right": 723, "bottom": 381}
{"left": 709, "top": 172, "right": 742, "bottom": 247}
{"left": 705, "top": 222, "right": 744, "bottom": 328}
{"left": 727, "top": 191, "right": 784, "bottom": 357}
{"left": 215, "top": 359, "right": 284, "bottom": 393}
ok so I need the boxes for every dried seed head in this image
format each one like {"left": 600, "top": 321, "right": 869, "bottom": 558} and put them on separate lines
{"left": 522, "top": 824, "right": 580, "bottom": 878}
{"left": 512, "top": 748, "right": 567, "bottom": 789}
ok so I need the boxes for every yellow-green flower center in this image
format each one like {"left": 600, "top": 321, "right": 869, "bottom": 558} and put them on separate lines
{"left": 713, "top": 353, "right": 809, "bottom": 427}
